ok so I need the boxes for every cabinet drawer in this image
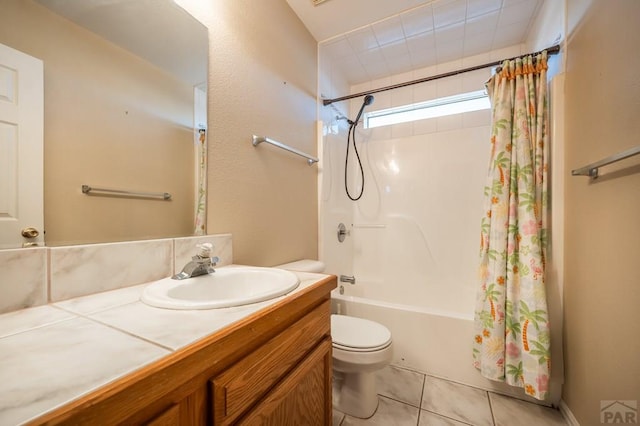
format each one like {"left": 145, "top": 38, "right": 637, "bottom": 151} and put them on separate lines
{"left": 211, "top": 300, "right": 330, "bottom": 425}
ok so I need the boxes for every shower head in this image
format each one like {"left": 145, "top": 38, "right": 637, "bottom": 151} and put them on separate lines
{"left": 351, "top": 94, "right": 375, "bottom": 126}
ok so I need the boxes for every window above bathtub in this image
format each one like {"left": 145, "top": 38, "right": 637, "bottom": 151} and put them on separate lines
{"left": 364, "top": 90, "right": 490, "bottom": 129}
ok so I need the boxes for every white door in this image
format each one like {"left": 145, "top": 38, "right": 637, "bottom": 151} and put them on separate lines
{"left": 0, "top": 43, "right": 44, "bottom": 249}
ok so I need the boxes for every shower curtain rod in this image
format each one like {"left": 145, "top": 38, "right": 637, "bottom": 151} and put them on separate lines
{"left": 322, "top": 44, "right": 561, "bottom": 106}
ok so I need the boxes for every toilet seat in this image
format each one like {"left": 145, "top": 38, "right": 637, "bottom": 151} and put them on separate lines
{"left": 331, "top": 315, "right": 392, "bottom": 352}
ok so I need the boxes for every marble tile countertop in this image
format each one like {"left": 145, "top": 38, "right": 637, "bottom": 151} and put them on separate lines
{"left": 0, "top": 267, "right": 328, "bottom": 426}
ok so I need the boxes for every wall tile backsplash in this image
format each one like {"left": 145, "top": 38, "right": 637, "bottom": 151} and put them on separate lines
{"left": 0, "top": 248, "right": 47, "bottom": 314}
{"left": 49, "top": 239, "right": 174, "bottom": 302}
{"left": 0, "top": 234, "right": 233, "bottom": 314}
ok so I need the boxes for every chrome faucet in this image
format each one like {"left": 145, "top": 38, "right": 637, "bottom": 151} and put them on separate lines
{"left": 172, "top": 243, "right": 220, "bottom": 280}
{"left": 340, "top": 275, "right": 356, "bottom": 284}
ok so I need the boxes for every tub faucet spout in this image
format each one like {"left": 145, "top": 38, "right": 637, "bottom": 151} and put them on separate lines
{"left": 340, "top": 275, "right": 356, "bottom": 284}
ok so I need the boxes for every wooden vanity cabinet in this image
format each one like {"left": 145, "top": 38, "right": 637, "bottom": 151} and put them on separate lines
{"left": 31, "top": 276, "right": 336, "bottom": 425}
{"left": 212, "top": 301, "right": 332, "bottom": 425}
{"left": 146, "top": 404, "right": 180, "bottom": 425}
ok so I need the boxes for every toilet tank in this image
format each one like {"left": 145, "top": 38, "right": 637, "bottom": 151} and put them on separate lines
{"left": 276, "top": 259, "right": 325, "bottom": 273}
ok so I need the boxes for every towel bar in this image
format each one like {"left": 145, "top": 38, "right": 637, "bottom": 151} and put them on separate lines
{"left": 571, "top": 145, "right": 640, "bottom": 178}
{"left": 81, "top": 185, "right": 171, "bottom": 200}
{"left": 252, "top": 135, "right": 318, "bottom": 166}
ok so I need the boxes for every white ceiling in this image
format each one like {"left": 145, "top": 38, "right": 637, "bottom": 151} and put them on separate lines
{"left": 287, "top": 0, "right": 545, "bottom": 84}
{"left": 286, "top": 0, "right": 434, "bottom": 42}
{"left": 35, "top": 0, "right": 544, "bottom": 88}
{"left": 35, "top": 0, "right": 208, "bottom": 86}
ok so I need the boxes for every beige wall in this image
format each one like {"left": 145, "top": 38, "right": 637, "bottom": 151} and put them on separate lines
{"left": 563, "top": 1, "right": 640, "bottom": 424}
{"left": 0, "top": 0, "right": 195, "bottom": 246}
{"left": 203, "top": 0, "right": 319, "bottom": 266}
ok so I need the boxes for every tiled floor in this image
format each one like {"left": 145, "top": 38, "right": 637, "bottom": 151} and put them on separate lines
{"left": 333, "top": 365, "right": 568, "bottom": 426}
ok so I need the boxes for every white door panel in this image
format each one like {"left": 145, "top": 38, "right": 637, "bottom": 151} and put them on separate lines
{"left": 0, "top": 43, "right": 44, "bottom": 249}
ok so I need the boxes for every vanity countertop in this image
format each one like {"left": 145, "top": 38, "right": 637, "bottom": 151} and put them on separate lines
{"left": 0, "top": 267, "right": 331, "bottom": 425}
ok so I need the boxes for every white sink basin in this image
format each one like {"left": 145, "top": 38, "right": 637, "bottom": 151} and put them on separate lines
{"left": 141, "top": 267, "right": 300, "bottom": 310}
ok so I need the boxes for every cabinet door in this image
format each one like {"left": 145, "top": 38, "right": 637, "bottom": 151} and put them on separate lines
{"left": 237, "top": 338, "right": 332, "bottom": 426}
{"left": 212, "top": 301, "right": 330, "bottom": 424}
{"left": 133, "top": 386, "right": 207, "bottom": 425}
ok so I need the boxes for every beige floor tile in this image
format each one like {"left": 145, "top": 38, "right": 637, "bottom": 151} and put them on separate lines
{"left": 421, "top": 376, "right": 492, "bottom": 426}
{"left": 490, "top": 393, "right": 567, "bottom": 426}
{"left": 419, "top": 409, "right": 473, "bottom": 425}
{"left": 342, "top": 396, "right": 420, "bottom": 426}
{"left": 342, "top": 365, "right": 568, "bottom": 426}
{"left": 377, "top": 365, "right": 426, "bottom": 407}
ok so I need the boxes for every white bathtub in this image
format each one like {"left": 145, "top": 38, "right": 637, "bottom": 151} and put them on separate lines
{"left": 331, "top": 292, "right": 562, "bottom": 407}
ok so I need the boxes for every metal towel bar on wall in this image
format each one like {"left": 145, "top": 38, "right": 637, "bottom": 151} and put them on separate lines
{"left": 571, "top": 145, "right": 640, "bottom": 179}
{"left": 252, "top": 135, "right": 319, "bottom": 166}
{"left": 81, "top": 185, "right": 171, "bottom": 200}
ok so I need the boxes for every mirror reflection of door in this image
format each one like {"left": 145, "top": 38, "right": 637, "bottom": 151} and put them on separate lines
{"left": 0, "top": 43, "right": 44, "bottom": 249}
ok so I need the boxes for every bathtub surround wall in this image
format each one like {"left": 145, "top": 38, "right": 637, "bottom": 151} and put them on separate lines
{"left": 562, "top": 0, "right": 640, "bottom": 424}
{"left": 320, "top": 42, "right": 566, "bottom": 405}
{"left": 319, "top": 44, "right": 527, "bottom": 302}
{"left": 181, "top": 0, "right": 319, "bottom": 266}
{"left": 0, "top": 234, "right": 232, "bottom": 314}
{"left": 0, "top": 0, "right": 196, "bottom": 246}
{"left": 346, "top": 124, "right": 489, "bottom": 316}
{"left": 320, "top": 43, "right": 523, "bottom": 323}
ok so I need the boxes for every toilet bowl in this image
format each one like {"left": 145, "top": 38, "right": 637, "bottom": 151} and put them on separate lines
{"left": 275, "top": 260, "right": 393, "bottom": 419}
{"left": 331, "top": 314, "right": 392, "bottom": 418}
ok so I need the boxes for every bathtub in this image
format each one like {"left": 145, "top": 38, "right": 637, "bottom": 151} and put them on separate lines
{"left": 331, "top": 292, "right": 562, "bottom": 407}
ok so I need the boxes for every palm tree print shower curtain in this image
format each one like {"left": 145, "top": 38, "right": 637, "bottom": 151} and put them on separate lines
{"left": 473, "top": 52, "right": 550, "bottom": 400}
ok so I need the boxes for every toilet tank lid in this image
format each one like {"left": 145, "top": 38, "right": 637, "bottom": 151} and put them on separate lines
{"left": 331, "top": 314, "right": 391, "bottom": 350}
{"left": 275, "top": 259, "right": 325, "bottom": 273}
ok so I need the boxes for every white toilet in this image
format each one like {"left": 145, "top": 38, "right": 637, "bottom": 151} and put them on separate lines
{"left": 331, "top": 314, "right": 392, "bottom": 418}
{"left": 276, "top": 259, "right": 393, "bottom": 419}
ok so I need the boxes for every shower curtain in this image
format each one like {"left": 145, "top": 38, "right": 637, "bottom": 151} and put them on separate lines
{"left": 472, "top": 52, "right": 550, "bottom": 400}
{"left": 194, "top": 127, "right": 207, "bottom": 235}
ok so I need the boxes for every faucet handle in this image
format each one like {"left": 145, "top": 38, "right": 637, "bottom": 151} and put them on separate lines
{"left": 196, "top": 243, "right": 214, "bottom": 258}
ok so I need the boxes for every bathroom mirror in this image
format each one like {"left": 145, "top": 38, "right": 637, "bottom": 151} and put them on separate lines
{"left": 0, "top": 0, "right": 208, "bottom": 248}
